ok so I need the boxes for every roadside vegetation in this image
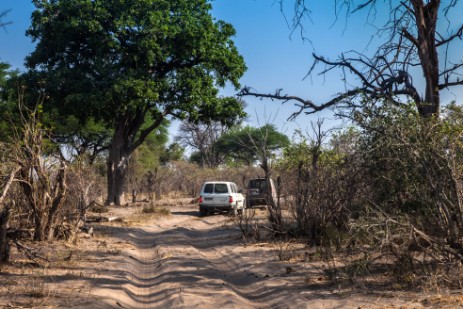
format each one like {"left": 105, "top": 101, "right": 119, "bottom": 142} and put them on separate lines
{"left": 3, "top": 95, "right": 463, "bottom": 290}
{"left": 2, "top": 0, "right": 463, "bottom": 299}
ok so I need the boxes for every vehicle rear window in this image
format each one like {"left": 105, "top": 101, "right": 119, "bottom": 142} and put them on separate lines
{"left": 214, "top": 183, "right": 228, "bottom": 194}
{"left": 203, "top": 183, "right": 214, "bottom": 194}
{"left": 249, "top": 179, "right": 267, "bottom": 191}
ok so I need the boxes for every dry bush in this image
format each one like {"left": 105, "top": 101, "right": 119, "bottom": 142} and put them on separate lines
{"left": 0, "top": 142, "right": 20, "bottom": 262}
{"left": 62, "top": 160, "right": 105, "bottom": 242}
{"left": 1, "top": 101, "right": 85, "bottom": 246}
{"left": 236, "top": 208, "right": 261, "bottom": 242}
{"left": 268, "top": 104, "right": 463, "bottom": 289}
{"left": 347, "top": 102, "right": 463, "bottom": 288}
{"left": 291, "top": 162, "right": 362, "bottom": 246}
{"left": 138, "top": 161, "right": 262, "bottom": 199}
{"left": 274, "top": 122, "right": 365, "bottom": 246}
{"left": 13, "top": 103, "right": 68, "bottom": 241}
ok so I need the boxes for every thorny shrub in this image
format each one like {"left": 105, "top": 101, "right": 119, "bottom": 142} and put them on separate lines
{"left": 267, "top": 102, "right": 463, "bottom": 289}
{"left": 349, "top": 102, "right": 463, "bottom": 288}
{"left": 274, "top": 124, "right": 366, "bottom": 247}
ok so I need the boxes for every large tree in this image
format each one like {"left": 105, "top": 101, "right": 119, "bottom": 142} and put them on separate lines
{"left": 215, "top": 124, "right": 290, "bottom": 172}
{"left": 241, "top": 0, "right": 463, "bottom": 118}
{"left": 26, "top": 0, "right": 246, "bottom": 205}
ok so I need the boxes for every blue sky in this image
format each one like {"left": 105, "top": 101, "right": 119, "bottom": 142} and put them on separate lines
{"left": 3, "top": 1, "right": 460, "bottom": 140}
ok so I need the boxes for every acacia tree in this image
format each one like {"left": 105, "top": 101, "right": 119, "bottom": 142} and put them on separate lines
{"left": 241, "top": 0, "right": 463, "bottom": 118}
{"left": 50, "top": 116, "right": 112, "bottom": 165}
{"left": 26, "top": 0, "right": 246, "bottom": 205}
{"left": 215, "top": 124, "right": 290, "bottom": 170}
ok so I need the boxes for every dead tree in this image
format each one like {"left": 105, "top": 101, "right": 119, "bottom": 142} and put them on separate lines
{"left": 15, "top": 102, "right": 67, "bottom": 241}
{"left": 241, "top": 0, "right": 463, "bottom": 118}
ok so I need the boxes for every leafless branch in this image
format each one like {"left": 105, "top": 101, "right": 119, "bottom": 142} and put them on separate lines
{"left": 436, "top": 23, "right": 463, "bottom": 47}
{"left": 260, "top": 0, "right": 463, "bottom": 118}
{"left": 0, "top": 10, "right": 12, "bottom": 30}
{"left": 0, "top": 166, "right": 20, "bottom": 206}
{"left": 439, "top": 80, "right": 463, "bottom": 90}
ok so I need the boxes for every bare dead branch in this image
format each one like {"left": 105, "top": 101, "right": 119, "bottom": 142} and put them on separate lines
{"left": 352, "top": 0, "right": 375, "bottom": 13}
{"left": 440, "top": 63, "right": 463, "bottom": 77}
{"left": 436, "top": 23, "right": 463, "bottom": 47}
{"left": 313, "top": 53, "right": 377, "bottom": 89}
{"left": 0, "top": 166, "right": 20, "bottom": 206}
{"left": 13, "top": 239, "right": 50, "bottom": 263}
{"left": 0, "top": 9, "right": 12, "bottom": 30}
{"left": 259, "top": 0, "right": 463, "bottom": 118}
{"left": 439, "top": 79, "right": 463, "bottom": 90}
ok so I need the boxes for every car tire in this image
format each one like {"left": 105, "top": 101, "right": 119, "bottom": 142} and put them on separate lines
{"left": 199, "top": 207, "right": 207, "bottom": 217}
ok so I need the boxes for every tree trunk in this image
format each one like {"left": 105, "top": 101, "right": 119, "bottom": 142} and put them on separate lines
{"left": 153, "top": 168, "right": 162, "bottom": 201}
{"left": 105, "top": 109, "right": 162, "bottom": 206}
{"left": 146, "top": 170, "right": 154, "bottom": 201}
{"left": 261, "top": 154, "right": 282, "bottom": 231}
{"left": 33, "top": 210, "right": 47, "bottom": 241}
{"left": 44, "top": 161, "right": 67, "bottom": 240}
{"left": 105, "top": 126, "right": 132, "bottom": 206}
{"left": 413, "top": 0, "right": 440, "bottom": 116}
{"left": 0, "top": 205, "right": 11, "bottom": 263}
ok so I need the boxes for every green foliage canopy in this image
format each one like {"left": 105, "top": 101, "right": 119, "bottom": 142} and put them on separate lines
{"left": 0, "top": 62, "right": 21, "bottom": 143}
{"left": 215, "top": 124, "right": 290, "bottom": 166}
{"left": 26, "top": 0, "right": 247, "bottom": 132}
{"left": 25, "top": 0, "right": 247, "bottom": 204}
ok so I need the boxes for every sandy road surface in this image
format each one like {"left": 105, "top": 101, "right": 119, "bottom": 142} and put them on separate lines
{"left": 71, "top": 203, "right": 431, "bottom": 309}
{"left": 3, "top": 202, "right": 455, "bottom": 308}
{"left": 83, "top": 206, "right": 318, "bottom": 308}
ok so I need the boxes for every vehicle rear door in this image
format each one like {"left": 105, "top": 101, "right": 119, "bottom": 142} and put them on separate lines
{"left": 202, "top": 183, "right": 229, "bottom": 206}
{"left": 230, "top": 183, "right": 244, "bottom": 205}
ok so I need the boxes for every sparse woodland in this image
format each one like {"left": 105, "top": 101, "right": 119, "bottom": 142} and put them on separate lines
{"left": 2, "top": 99, "right": 463, "bottom": 290}
{"left": 2, "top": 0, "right": 463, "bottom": 300}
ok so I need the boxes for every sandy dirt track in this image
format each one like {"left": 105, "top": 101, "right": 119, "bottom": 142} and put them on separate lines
{"left": 2, "top": 201, "right": 462, "bottom": 308}
{"left": 67, "top": 203, "right": 430, "bottom": 309}
{"left": 76, "top": 207, "right": 320, "bottom": 308}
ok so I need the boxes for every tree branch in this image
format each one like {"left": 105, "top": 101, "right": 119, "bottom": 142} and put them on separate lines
{"left": 0, "top": 166, "right": 20, "bottom": 206}
{"left": 439, "top": 80, "right": 463, "bottom": 90}
{"left": 129, "top": 108, "right": 169, "bottom": 153}
{"left": 313, "top": 53, "right": 377, "bottom": 90}
{"left": 436, "top": 23, "right": 463, "bottom": 47}
{"left": 239, "top": 86, "right": 374, "bottom": 120}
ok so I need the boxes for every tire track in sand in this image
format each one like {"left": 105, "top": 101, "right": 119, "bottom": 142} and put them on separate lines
{"left": 86, "top": 206, "right": 385, "bottom": 309}
{"left": 90, "top": 208, "right": 314, "bottom": 308}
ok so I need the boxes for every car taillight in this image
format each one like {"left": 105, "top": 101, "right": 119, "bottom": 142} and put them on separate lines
{"left": 229, "top": 195, "right": 234, "bottom": 203}
{"left": 199, "top": 196, "right": 203, "bottom": 203}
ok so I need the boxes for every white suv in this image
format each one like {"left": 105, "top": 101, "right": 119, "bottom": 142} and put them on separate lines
{"left": 198, "top": 181, "right": 245, "bottom": 216}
